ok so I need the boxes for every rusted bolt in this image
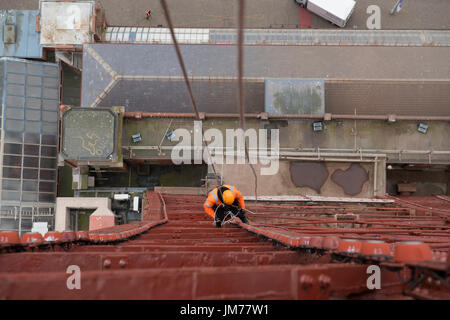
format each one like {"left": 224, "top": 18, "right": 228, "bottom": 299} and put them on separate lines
{"left": 119, "top": 259, "right": 127, "bottom": 268}
{"left": 103, "top": 259, "right": 111, "bottom": 268}
{"left": 318, "top": 274, "right": 331, "bottom": 289}
{"left": 299, "top": 275, "right": 314, "bottom": 290}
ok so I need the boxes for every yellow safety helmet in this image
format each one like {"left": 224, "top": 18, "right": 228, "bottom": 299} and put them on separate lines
{"left": 222, "top": 190, "right": 235, "bottom": 205}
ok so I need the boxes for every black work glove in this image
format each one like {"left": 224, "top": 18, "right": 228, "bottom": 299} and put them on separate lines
{"left": 238, "top": 209, "right": 249, "bottom": 224}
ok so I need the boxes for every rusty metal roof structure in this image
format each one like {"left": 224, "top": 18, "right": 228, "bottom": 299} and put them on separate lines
{"left": 0, "top": 192, "right": 448, "bottom": 299}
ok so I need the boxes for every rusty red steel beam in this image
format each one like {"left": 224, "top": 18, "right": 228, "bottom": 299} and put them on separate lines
{"left": 248, "top": 204, "right": 408, "bottom": 210}
{"left": 248, "top": 206, "right": 408, "bottom": 211}
{"left": 118, "top": 238, "right": 267, "bottom": 245}
{"left": 139, "top": 227, "right": 250, "bottom": 234}
{"left": 248, "top": 218, "right": 449, "bottom": 228}
{"left": 1, "top": 192, "right": 447, "bottom": 300}
{"left": 247, "top": 207, "right": 411, "bottom": 214}
{"left": 436, "top": 195, "right": 450, "bottom": 203}
{"left": 247, "top": 212, "right": 443, "bottom": 221}
{"left": 245, "top": 228, "right": 450, "bottom": 242}
{"left": 248, "top": 212, "right": 438, "bottom": 220}
{"left": 73, "top": 244, "right": 287, "bottom": 253}
{"left": 0, "top": 251, "right": 313, "bottom": 273}
{"left": 245, "top": 206, "right": 410, "bottom": 212}
{"left": 234, "top": 218, "right": 450, "bottom": 255}
{"left": 255, "top": 227, "right": 450, "bottom": 236}
{"left": 0, "top": 263, "right": 403, "bottom": 300}
{"left": 387, "top": 196, "right": 450, "bottom": 216}
{"left": 0, "top": 250, "right": 316, "bottom": 273}
{"left": 252, "top": 222, "right": 450, "bottom": 234}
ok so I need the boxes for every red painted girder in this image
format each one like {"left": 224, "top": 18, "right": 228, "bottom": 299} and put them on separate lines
{"left": 0, "top": 251, "right": 312, "bottom": 272}
{"left": 129, "top": 234, "right": 260, "bottom": 241}
{"left": 139, "top": 227, "right": 250, "bottom": 234}
{"left": 118, "top": 238, "right": 271, "bottom": 245}
{"left": 72, "top": 244, "right": 288, "bottom": 253}
{"left": 0, "top": 264, "right": 402, "bottom": 300}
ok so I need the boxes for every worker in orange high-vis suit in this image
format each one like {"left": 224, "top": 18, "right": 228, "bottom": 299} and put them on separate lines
{"left": 203, "top": 184, "right": 248, "bottom": 228}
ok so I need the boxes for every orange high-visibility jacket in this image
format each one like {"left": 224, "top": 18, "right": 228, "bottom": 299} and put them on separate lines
{"left": 203, "top": 184, "right": 245, "bottom": 218}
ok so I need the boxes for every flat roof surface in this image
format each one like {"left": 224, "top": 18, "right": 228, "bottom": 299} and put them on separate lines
{"left": 61, "top": 108, "right": 117, "bottom": 161}
{"left": 0, "top": 10, "right": 42, "bottom": 58}
{"left": 82, "top": 43, "right": 450, "bottom": 115}
{"left": 39, "top": 0, "right": 94, "bottom": 46}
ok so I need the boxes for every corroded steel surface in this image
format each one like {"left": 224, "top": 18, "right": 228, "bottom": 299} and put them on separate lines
{"left": 0, "top": 192, "right": 448, "bottom": 299}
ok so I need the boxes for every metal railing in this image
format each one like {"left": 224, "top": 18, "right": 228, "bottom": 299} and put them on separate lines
{"left": 0, "top": 203, "right": 55, "bottom": 235}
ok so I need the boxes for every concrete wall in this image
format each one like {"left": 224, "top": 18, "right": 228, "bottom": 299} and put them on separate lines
{"left": 55, "top": 197, "right": 112, "bottom": 231}
{"left": 124, "top": 118, "right": 450, "bottom": 165}
{"left": 217, "top": 159, "right": 386, "bottom": 198}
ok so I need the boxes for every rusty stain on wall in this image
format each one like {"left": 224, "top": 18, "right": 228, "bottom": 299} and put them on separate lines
{"left": 331, "top": 163, "right": 369, "bottom": 196}
{"left": 290, "top": 162, "right": 328, "bottom": 193}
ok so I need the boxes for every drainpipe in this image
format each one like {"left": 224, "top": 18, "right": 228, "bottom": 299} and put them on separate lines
{"left": 123, "top": 112, "right": 450, "bottom": 121}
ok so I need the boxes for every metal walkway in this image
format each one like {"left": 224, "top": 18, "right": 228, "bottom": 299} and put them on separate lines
{"left": 104, "top": 27, "right": 450, "bottom": 47}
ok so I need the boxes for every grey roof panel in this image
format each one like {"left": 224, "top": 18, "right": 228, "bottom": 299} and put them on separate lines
{"left": 100, "top": 79, "right": 264, "bottom": 114}
{"left": 265, "top": 79, "right": 325, "bottom": 115}
{"left": 81, "top": 44, "right": 450, "bottom": 115}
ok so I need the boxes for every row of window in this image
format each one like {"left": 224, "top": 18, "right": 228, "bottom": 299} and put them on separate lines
{"left": 3, "top": 95, "right": 58, "bottom": 111}
{"left": 1, "top": 132, "right": 57, "bottom": 145}
{"left": 3, "top": 144, "right": 57, "bottom": 157}
{"left": 2, "top": 166, "right": 57, "bottom": 179}
{"left": 4, "top": 62, "right": 59, "bottom": 77}
{"left": 3, "top": 107, "right": 58, "bottom": 122}
{"left": 3, "top": 156, "right": 56, "bottom": 168}
{"left": 5, "top": 72, "right": 59, "bottom": 88}
{"left": 1, "top": 119, "right": 57, "bottom": 134}
{"left": 5, "top": 85, "right": 58, "bottom": 101}
{"left": 1, "top": 191, "right": 56, "bottom": 202}
{"left": 1, "top": 179, "right": 55, "bottom": 192}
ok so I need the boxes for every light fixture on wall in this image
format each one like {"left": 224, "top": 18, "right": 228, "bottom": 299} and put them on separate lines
{"left": 388, "top": 114, "right": 396, "bottom": 122}
{"left": 418, "top": 123, "right": 428, "bottom": 134}
{"left": 313, "top": 121, "right": 323, "bottom": 132}
{"left": 132, "top": 133, "right": 142, "bottom": 143}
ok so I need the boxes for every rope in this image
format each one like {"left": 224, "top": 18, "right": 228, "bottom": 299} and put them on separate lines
{"left": 160, "top": 0, "right": 218, "bottom": 180}
{"left": 161, "top": 0, "right": 258, "bottom": 197}
{"left": 213, "top": 204, "right": 238, "bottom": 227}
{"left": 237, "top": 0, "right": 258, "bottom": 204}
